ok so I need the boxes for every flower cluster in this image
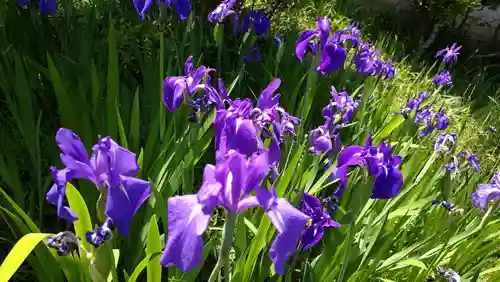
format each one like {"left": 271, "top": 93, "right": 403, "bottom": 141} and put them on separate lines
{"left": 308, "top": 86, "right": 359, "bottom": 156}
{"left": 415, "top": 106, "right": 449, "bottom": 136}
{"left": 395, "top": 91, "right": 428, "bottom": 119}
{"left": 47, "top": 128, "right": 151, "bottom": 240}
{"left": 333, "top": 135, "right": 403, "bottom": 199}
{"left": 161, "top": 56, "right": 310, "bottom": 274}
{"left": 296, "top": 17, "right": 395, "bottom": 78}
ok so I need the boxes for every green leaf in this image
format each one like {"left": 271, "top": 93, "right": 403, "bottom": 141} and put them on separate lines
{"left": 117, "top": 106, "right": 128, "bottom": 149}
{"left": 392, "top": 259, "right": 427, "bottom": 270}
{"left": 106, "top": 18, "right": 119, "bottom": 139}
{"left": 147, "top": 215, "right": 161, "bottom": 282}
{"left": 0, "top": 233, "right": 51, "bottom": 281}
{"left": 127, "top": 253, "right": 162, "bottom": 282}
{"left": 130, "top": 88, "right": 141, "bottom": 152}
{"left": 65, "top": 183, "right": 93, "bottom": 261}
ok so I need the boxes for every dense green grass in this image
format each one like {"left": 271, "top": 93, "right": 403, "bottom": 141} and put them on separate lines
{"left": 1, "top": 0, "right": 500, "bottom": 281}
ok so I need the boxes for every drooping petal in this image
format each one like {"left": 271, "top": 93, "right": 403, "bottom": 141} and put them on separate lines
{"left": 315, "top": 16, "right": 330, "bottom": 48}
{"left": 371, "top": 166, "right": 403, "bottom": 199}
{"left": 173, "top": 0, "right": 192, "bottom": 21}
{"left": 255, "top": 187, "right": 310, "bottom": 274}
{"left": 257, "top": 78, "right": 281, "bottom": 110}
{"left": 225, "top": 117, "right": 263, "bottom": 157}
{"left": 108, "top": 139, "right": 140, "bottom": 177}
{"left": 301, "top": 223, "right": 325, "bottom": 251}
{"left": 133, "top": 0, "right": 153, "bottom": 20}
{"left": 46, "top": 167, "right": 78, "bottom": 222}
{"left": 39, "top": 0, "right": 56, "bottom": 15}
{"left": 56, "top": 128, "right": 90, "bottom": 165}
{"left": 163, "top": 76, "right": 188, "bottom": 112}
{"left": 471, "top": 184, "right": 500, "bottom": 211}
{"left": 295, "top": 30, "right": 316, "bottom": 62}
{"left": 268, "top": 198, "right": 310, "bottom": 274}
{"left": 337, "top": 145, "right": 364, "bottom": 167}
{"left": 160, "top": 195, "right": 212, "bottom": 272}
{"left": 105, "top": 171, "right": 151, "bottom": 236}
{"left": 237, "top": 196, "right": 259, "bottom": 212}
{"left": 245, "top": 151, "right": 270, "bottom": 195}
{"left": 317, "top": 41, "right": 347, "bottom": 75}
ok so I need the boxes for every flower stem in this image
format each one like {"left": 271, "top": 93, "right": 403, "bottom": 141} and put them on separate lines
{"left": 208, "top": 212, "right": 237, "bottom": 282}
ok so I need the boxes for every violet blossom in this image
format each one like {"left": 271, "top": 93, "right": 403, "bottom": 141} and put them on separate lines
{"left": 333, "top": 135, "right": 403, "bottom": 199}
{"left": 395, "top": 91, "right": 428, "bottom": 119}
{"left": 460, "top": 151, "right": 480, "bottom": 172}
{"left": 434, "top": 132, "right": 457, "bottom": 154}
{"left": 295, "top": 17, "right": 348, "bottom": 75}
{"left": 353, "top": 42, "right": 395, "bottom": 78}
{"left": 134, "top": 0, "right": 192, "bottom": 21}
{"left": 433, "top": 70, "right": 453, "bottom": 87}
{"left": 208, "top": 0, "right": 237, "bottom": 23}
{"left": 242, "top": 9, "right": 270, "bottom": 35}
{"left": 46, "top": 128, "right": 150, "bottom": 236}
{"left": 160, "top": 150, "right": 310, "bottom": 274}
{"left": 322, "top": 86, "right": 360, "bottom": 126}
{"left": 163, "top": 56, "right": 214, "bottom": 112}
{"left": 299, "top": 193, "right": 340, "bottom": 250}
{"left": 472, "top": 172, "right": 500, "bottom": 211}
{"left": 436, "top": 43, "right": 461, "bottom": 64}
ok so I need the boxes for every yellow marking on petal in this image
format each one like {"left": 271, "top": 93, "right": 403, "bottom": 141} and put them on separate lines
{"left": 306, "top": 218, "right": 313, "bottom": 229}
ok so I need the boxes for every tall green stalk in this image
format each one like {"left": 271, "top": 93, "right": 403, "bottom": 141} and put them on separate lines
{"left": 208, "top": 212, "right": 237, "bottom": 282}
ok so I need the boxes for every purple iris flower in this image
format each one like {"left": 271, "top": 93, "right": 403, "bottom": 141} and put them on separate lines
{"left": 163, "top": 56, "right": 214, "bottom": 112}
{"left": 208, "top": 0, "right": 237, "bottom": 23}
{"left": 433, "top": 70, "right": 453, "bottom": 87}
{"left": 215, "top": 79, "right": 283, "bottom": 159}
{"left": 434, "top": 132, "right": 457, "bottom": 153}
{"left": 160, "top": 150, "right": 310, "bottom": 274}
{"left": 331, "top": 23, "right": 362, "bottom": 47}
{"left": 244, "top": 47, "right": 262, "bottom": 64}
{"left": 134, "top": 0, "right": 191, "bottom": 21}
{"left": 242, "top": 9, "right": 270, "bottom": 35}
{"left": 378, "top": 61, "right": 397, "bottom": 79}
{"left": 133, "top": 0, "right": 153, "bottom": 20}
{"left": 460, "top": 151, "right": 480, "bottom": 172}
{"left": 322, "top": 87, "right": 360, "bottom": 125}
{"left": 445, "top": 156, "right": 459, "bottom": 175}
{"left": 208, "top": 0, "right": 238, "bottom": 35}
{"left": 353, "top": 43, "right": 381, "bottom": 76}
{"left": 46, "top": 128, "right": 150, "bottom": 235}
{"left": 436, "top": 43, "right": 461, "bottom": 64}
{"left": 471, "top": 172, "right": 500, "bottom": 211}
{"left": 333, "top": 135, "right": 403, "bottom": 199}
{"left": 295, "top": 17, "right": 347, "bottom": 75}
{"left": 309, "top": 126, "right": 332, "bottom": 155}
{"left": 39, "top": 0, "right": 56, "bottom": 15}
{"left": 395, "top": 91, "right": 428, "bottom": 119}
{"left": 299, "top": 193, "right": 340, "bottom": 250}
{"left": 86, "top": 218, "right": 114, "bottom": 248}
{"left": 433, "top": 108, "right": 449, "bottom": 130}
